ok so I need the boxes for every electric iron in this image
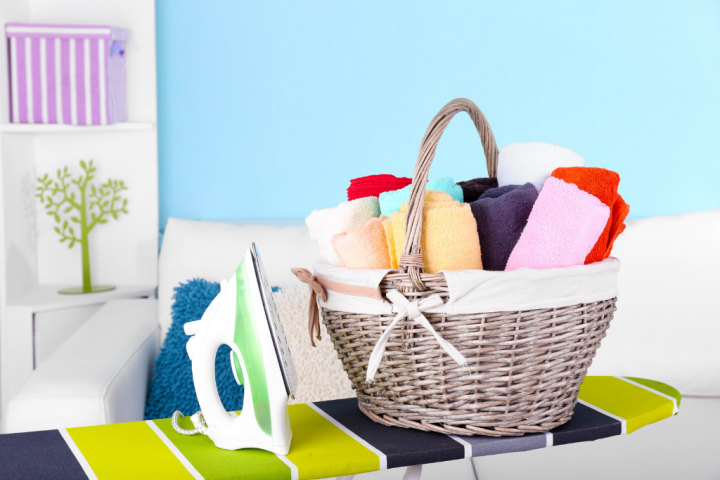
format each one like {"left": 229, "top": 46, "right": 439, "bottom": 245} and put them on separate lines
{"left": 175, "top": 243, "right": 298, "bottom": 455}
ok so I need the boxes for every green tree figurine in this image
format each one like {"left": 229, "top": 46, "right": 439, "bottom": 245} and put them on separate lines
{"left": 36, "top": 159, "right": 129, "bottom": 294}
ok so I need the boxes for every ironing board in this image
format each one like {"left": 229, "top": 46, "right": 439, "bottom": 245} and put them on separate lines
{"left": 0, "top": 376, "right": 679, "bottom": 480}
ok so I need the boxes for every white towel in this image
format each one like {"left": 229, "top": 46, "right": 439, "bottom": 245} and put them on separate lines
{"left": 497, "top": 142, "right": 584, "bottom": 192}
{"left": 305, "top": 197, "right": 380, "bottom": 265}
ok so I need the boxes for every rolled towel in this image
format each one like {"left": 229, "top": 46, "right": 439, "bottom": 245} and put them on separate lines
{"left": 389, "top": 190, "right": 482, "bottom": 273}
{"left": 387, "top": 190, "right": 454, "bottom": 261}
{"left": 382, "top": 217, "right": 398, "bottom": 269}
{"left": 552, "top": 167, "right": 629, "bottom": 263}
{"left": 605, "top": 194, "right": 629, "bottom": 258}
{"left": 505, "top": 177, "right": 610, "bottom": 270}
{"left": 347, "top": 174, "right": 412, "bottom": 201}
{"left": 497, "top": 142, "right": 584, "bottom": 192}
{"left": 469, "top": 183, "right": 539, "bottom": 271}
{"left": 457, "top": 177, "right": 498, "bottom": 203}
{"left": 379, "top": 176, "right": 463, "bottom": 216}
{"left": 332, "top": 217, "right": 391, "bottom": 269}
{"left": 305, "top": 197, "right": 380, "bottom": 265}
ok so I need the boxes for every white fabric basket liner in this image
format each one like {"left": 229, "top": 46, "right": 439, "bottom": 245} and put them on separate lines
{"left": 314, "top": 257, "right": 619, "bottom": 315}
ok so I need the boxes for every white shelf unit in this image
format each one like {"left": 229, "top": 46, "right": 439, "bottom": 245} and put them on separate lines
{"left": 9, "top": 284, "right": 155, "bottom": 311}
{"left": 0, "top": 122, "right": 155, "bottom": 133}
{"left": 0, "top": 0, "right": 158, "bottom": 421}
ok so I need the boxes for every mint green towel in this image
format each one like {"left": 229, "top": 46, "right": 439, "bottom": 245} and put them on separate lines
{"left": 379, "top": 177, "right": 463, "bottom": 216}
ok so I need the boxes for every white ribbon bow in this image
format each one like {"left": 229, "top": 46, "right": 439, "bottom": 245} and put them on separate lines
{"left": 366, "top": 289, "right": 467, "bottom": 382}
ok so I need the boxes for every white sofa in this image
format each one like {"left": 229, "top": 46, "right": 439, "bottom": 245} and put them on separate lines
{"left": 4, "top": 211, "right": 720, "bottom": 479}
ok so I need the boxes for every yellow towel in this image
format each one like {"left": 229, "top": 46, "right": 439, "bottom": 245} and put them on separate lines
{"left": 332, "top": 216, "right": 391, "bottom": 269}
{"left": 382, "top": 217, "right": 398, "bottom": 269}
{"left": 389, "top": 190, "right": 482, "bottom": 273}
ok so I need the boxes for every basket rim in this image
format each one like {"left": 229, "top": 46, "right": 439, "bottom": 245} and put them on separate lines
{"left": 312, "top": 257, "right": 619, "bottom": 316}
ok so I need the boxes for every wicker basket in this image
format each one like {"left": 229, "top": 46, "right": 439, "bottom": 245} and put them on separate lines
{"left": 314, "top": 98, "right": 616, "bottom": 436}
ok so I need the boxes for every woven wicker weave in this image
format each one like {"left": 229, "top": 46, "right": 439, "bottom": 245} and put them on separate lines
{"left": 319, "top": 98, "right": 616, "bottom": 436}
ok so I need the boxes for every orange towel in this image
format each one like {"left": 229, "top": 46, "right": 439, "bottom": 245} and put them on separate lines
{"left": 552, "top": 167, "right": 629, "bottom": 263}
{"left": 388, "top": 190, "right": 482, "bottom": 273}
{"left": 332, "top": 216, "right": 391, "bottom": 269}
{"left": 605, "top": 194, "right": 629, "bottom": 258}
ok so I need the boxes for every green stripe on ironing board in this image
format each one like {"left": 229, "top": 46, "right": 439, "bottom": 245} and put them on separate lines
{"left": 153, "top": 418, "right": 291, "bottom": 479}
{"left": 286, "top": 403, "right": 380, "bottom": 479}
{"left": 577, "top": 376, "right": 676, "bottom": 433}
{"left": 153, "top": 417, "right": 292, "bottom": 480}
{"left": 67, "top": 421, "right": 194, "bottom": 479}
{"left": 156, "top": 404, "right": 379, "bottom": 480}
{"left": 624, "top": 376, "right": 682, "bottom": 407}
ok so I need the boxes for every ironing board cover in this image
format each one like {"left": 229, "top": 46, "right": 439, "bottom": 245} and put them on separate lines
{"left": 0, "top": 376, "right": 680, "bottom": 480}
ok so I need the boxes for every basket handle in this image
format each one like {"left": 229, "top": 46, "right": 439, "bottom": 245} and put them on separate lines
{"left": 399, "top": 98, "right": 498, "bottom": 290}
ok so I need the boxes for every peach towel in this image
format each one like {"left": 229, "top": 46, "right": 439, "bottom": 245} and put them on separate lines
{"left": 332, "top": 217, "right": 391, "bottom": 269}
{"left": 552, "top": 167, "right": 629, "bottom": 263}
{"left": 505, "top": 177, "right": 610, "bottom": 270}
{"left": 305, "top": 197, "right": 380, "bottom": 265}
{"left": 388, "top": 190, "right": 482, "bottom": 273}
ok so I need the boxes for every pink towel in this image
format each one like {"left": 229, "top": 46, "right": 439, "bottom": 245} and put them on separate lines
{"left": 505, "top": 177, "right": 610, "bottom": 270}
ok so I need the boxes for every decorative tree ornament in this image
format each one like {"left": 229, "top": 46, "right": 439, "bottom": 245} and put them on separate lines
{"left": 36, "top": 159, "right": 129, "bottom": 294}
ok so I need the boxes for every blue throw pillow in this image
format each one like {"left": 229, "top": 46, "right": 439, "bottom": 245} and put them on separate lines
{"left": 144, "top": 278, "right": 244, "bottom": 420}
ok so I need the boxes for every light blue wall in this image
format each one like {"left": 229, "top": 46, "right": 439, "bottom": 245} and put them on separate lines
{"left": 156, "top": 0, "right": 720, "bottom": 228}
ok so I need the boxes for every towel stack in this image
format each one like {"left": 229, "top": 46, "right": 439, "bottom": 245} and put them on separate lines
{"left": 307, "top": 142, "right": 629, "bottom": 274}
{"left": 497, "top": 144, "right": 628, "bottom": 271}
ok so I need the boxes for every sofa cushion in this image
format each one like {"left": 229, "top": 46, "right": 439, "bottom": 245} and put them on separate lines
{"left": 147, "top": 277, "right": 353, "bottom": 413}
{"left": 144, "top": 279, "right": 243, "bottom": 420}
{"left": 4, "top": 299, "right": 159, "bottom": 433}
{"left": 158, "top": 218, "right": 320, "bottom": 339}
{"left": 588, "top": 210, "right": 720, "bottom": 396}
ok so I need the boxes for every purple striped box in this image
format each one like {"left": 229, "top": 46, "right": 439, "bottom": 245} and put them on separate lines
{"left": 5, "top": 23, "right": 128, "bottom": 125}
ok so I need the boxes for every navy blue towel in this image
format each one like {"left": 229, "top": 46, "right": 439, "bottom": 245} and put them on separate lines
{"left": 470, "top": 183, "right": 539, "bottom": 271}
{"left": 457, "top": 177, "right": 498, "bottom": 203}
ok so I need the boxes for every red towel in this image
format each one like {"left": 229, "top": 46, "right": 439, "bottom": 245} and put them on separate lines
{"left": 552, "top": 167, "right": 629, "bottom": 263}
{"left": 347, "top": 174, "right": 412, "bottom": 201}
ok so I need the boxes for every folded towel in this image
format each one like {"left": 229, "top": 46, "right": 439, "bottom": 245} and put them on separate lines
{"left": 332, "top": 216, "right": 391, "bottom": 269}
{"left": 305, "top": 197, "right": 380, "bottom": 265}
{"left": 389, "top": 190, "right": 482, "bottom": 273}
{"left": 469, "top": 183, "right": 538, "bottom": 271}
{"left": 382, "top": 217, "right": 398, "bottom": 269}
{"left": 605, "top": 194, "right": 629, "bottom": 258}
{"left": 347, "top": 174, "right": 412, "bottom": 201}
{"left": 457, "top": 177, "right": 498, "bottom": 203}
{"left": 387, "top": 191, "right": 453, "bottom": 261}
{"left": 497, "top": 142, "right": 584, "bottom": 192}
{"left": 379, "top": 176, "right": 464, "bottom": 216}
{"left": 505, "top": 177, "right": 610, "bottom": 270}
{"left": 552, "top": 167, "right": 629, "bottom": 263}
